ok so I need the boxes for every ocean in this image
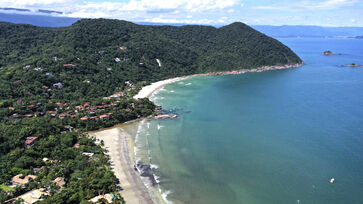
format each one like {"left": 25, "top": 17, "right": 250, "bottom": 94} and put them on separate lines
{"left": 130, "top": 38, "right": 363, "bottom": 204}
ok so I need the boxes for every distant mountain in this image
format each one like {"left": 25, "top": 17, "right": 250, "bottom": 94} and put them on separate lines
{"left": 252, "top": 25, "right": 363, "bottom": 37}
{"left": 0, "top": 12, "right": 79, "bottom": 27}
{"left": 1, "top": 11, "right": 362, "bottom": 37}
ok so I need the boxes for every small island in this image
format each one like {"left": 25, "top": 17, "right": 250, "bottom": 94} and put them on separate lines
{"left": 344, "top": 63, "right": 363, "bottom": 68}
{"left": 323, "top": 50, "right": 340, "bottom": 56}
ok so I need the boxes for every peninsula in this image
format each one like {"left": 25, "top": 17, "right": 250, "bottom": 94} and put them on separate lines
{"left": 0, "top": 18, "right": 302, "bottom": 203}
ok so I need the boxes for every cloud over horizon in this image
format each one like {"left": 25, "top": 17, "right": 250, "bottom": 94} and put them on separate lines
{"left": 0, "top": 0, "right": 362, "bottom": 26}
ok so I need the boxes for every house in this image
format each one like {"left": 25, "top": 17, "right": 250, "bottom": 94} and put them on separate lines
{"left": 119, "top": 46, "right": 127, "bottom": 50}
{"left": 11, "top": 174, "right": 37, "bottom": 186}
{"left": 53, "top": 177, "right": 66, "bottom": 188}
{"left": 110, "top": 92, "right": 124, "bottom": 98}
{"left": 90, "top": 116, "right": 98, "bottom": 121}
{"left": 45, "top": 73, "right": 54, "bottom": 78}
{"left": 80, "top": 117, "right": 88, "bottom": 121}
{"left": 16, "top": 100, "right": 23, "bottom": 105}
{"left": 25, "top": 137, "right": 38, "bottom": 148}
{"left": 52, "top": 56, "right": 58, "bottom": 61}
{"left": 90, "top": 106, "right": 98, "bottom": 111}
{"left": 34, "top": 67, "right": 42, "bottom": 72}
{"left": 23, "top": 65, "right": 31, "bottom": 70}
{"left": 99, "top": 115, "right": 109, "bottom": 120}
{"left": 89, "top": 193, "right": 114, "bottom": 203}
{"left": 82, "top": 152, "right": 94, "bottom": 157}
{"left": 74, "top": 143, "right": 80, "bottom": 148}
{"left": 53, "top": 83, "right": 63, "bottom": 89}
{"left": 87, "top": 110, "right": 96, "bottom": 115}
{"left": 125, "top": 81, "right": 132, "bottom": 86}
{"left": 23, "top": 114, "right": 33, "bottom": 118}
{"left": 56, "top": 102, "right": 63, "bottom": 107}
{"left": 8, "top": 107, "right": 14, "bottom": 110}
{"left": 27, "top": 105, "right": 35, "bottom": 108}
{"left": 33, "top": 166, "right": 45, "bottom": 174}
{"left": 16, "top": 188, "right": 48, "bottom": 204}
{"left": 115, "top": 58, "right": 121, "bottom": 62}
{"left": 64, "top": 125, "right": 74, "bottom": 132}
{"left": 48, "top": 111, "right": 57, "bottom": 117}
{"left": 11, "top": 113, "right": 20, "bottom": 119}
{"left": 59, "top": 113, "right": 67, "bottom": 119}
{"left": 63, "top": 64, "right": 75, "bottom": 67}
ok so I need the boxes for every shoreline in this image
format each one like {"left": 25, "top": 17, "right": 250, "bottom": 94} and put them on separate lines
{"left": 91, "top": 62, "right": 304, "bottom": 204}
{"left": 134, "top": 63, "right": 304, "bottom": 99}
{"left": 89, "top": 122, "right": 160, "bottom": 204}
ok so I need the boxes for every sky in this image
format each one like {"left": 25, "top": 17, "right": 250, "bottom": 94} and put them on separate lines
{"left": 0, "top": 0, "right": 362, "bottom": 26}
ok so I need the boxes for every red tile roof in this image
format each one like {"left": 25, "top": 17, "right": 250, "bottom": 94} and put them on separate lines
{"left": 25, "top": 137, "right": 38, "bottom": 145}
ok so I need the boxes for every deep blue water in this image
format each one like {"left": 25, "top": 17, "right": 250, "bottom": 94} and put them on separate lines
{"left": 135, "top": 38, "right": 363, "bottom": 204}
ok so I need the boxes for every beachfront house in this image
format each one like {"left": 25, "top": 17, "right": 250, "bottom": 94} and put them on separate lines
{"left": 89, "top": 193, "right": 114, "bottom": 203}
{"left": 15, "top": 188, "right": 48, "bottom": 204}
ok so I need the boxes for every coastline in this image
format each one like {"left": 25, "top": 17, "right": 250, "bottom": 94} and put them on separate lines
{"left": 89, "top": 122, "right": 160, "bottom": 204}
{"left": 91, "top": 62, "right": 303, "bottom": 204}
{"left": 134, "top": 63, "right": 304, "bottom": 99}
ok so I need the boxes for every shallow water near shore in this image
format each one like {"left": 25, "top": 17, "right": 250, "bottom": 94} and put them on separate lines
{"left": 133, "top": 38, "right": 363, "bottom": 204}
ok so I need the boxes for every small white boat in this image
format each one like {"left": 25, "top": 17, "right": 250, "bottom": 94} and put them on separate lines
{"left": 330, "top": 178, "right": 335, "bottom": 183}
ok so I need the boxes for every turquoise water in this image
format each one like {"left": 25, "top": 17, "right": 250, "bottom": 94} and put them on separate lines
{"left": 135, "top": 38, "right": 363, "bottom": 204}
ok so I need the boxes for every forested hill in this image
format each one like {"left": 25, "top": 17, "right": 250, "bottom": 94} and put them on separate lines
{"left": 0, "top": 18, "right": 301, "bottom": 101}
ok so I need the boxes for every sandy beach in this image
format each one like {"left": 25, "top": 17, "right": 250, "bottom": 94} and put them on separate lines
{"left": 134, "top": 63, "right": 303, "bottom": 99}
{"left": 90, "top": 123, "right": 158, "bottom": 204}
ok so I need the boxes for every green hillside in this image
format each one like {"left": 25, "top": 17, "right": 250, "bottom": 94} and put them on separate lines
{"left": 0, "top": 19, "right": 301, "bottom": 101}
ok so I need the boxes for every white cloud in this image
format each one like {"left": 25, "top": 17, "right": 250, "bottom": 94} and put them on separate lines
{"left": 252, "top": 0, "right": 360, "bottom": 11}
{"left": 0, "top": 0, "right": 240, "bottom": 24}
{"left": 0, "top": 0, "right": 74, "bottom": 7}
{"left": 65, "top": 0, "right": 238, "bottom": 23}
{"left": 144, "top": 16, "right": 215, "bottom": 25}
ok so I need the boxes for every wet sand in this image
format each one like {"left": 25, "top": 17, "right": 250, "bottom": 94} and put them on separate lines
{"left": 90, "top": 123, "right": 157, "bottom": 204}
